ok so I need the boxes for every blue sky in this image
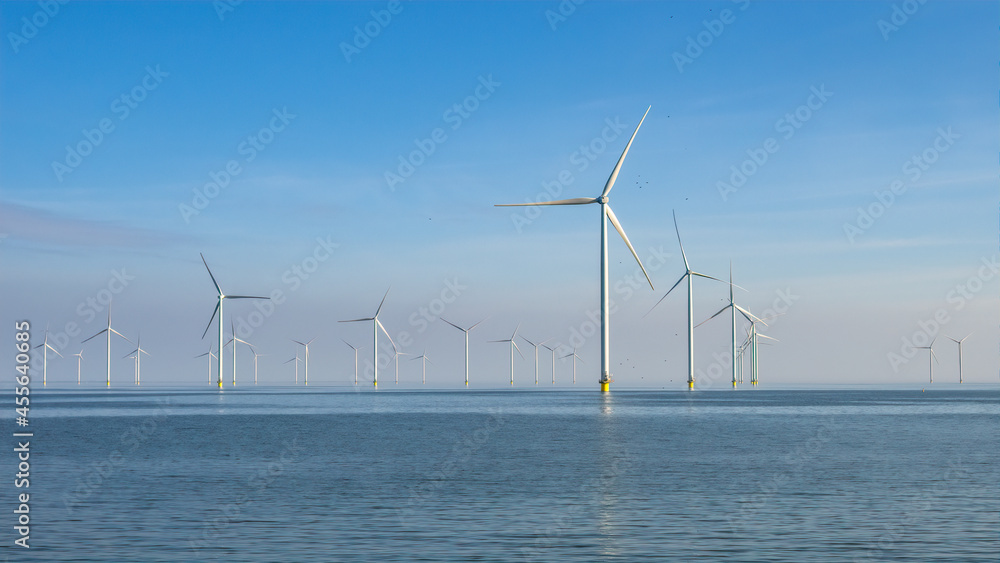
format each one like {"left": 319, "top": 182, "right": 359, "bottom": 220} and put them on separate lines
{"left": 1, "top": 0, "right": 996, "bottom": 388}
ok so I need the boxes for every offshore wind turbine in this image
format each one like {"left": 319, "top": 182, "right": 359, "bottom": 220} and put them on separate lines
{"left": 195, "top": 347, "right": 216, "bottom": 384}
{"left": 646, "top": 210, "right": 725, "bottom": 390}
{"left": 342, "top": 339, "right": 361, "bottom": 385}
{"left": 82, "top": 302, "right": 132, "bottom": 387}
{"left": 250, "top": 348, "right": 265, "bottom": 385}
{"left": 916, "top": 339, "right": 939, "bottom": 383}
{"left": 123, "top": 333, "right": 150, "bottom": 385}
{"left": 225, "top": 321, "right": 255, "bottom": 386}
{"left": 441, "top": 317, "right": 487, "bottom": 387}
{"left": 496, "top": 107, "right": 654, "bottom": 393}
{"left": 489, "top": 324, "right": 524, "bottom": 386}
{"left": 561, "top": 348, "right": 585, "bottom": 385}
{"left": 698, "top": 264, "right": 763, "bottom": 388}
{"left": 291, "top": 337, "right": 316, "bottom": 386}
{"left": 945, "top": 333, "right": 972, "bottom": 383}
{"left": 390, "top": 345, "right": 411, "bottom": 385}
{"left": 542, "top": 343, "right": 557, "bottom": 384}
{"left": 34, "top": 328, "right": 63, "bottom": 386}
{"left": 283, "top": 352, "right": 300, "bottom": 384}
{"left": 339, "top": 288, "right": 395, "bottom": 388}
{"left": 71, "top": 350, "right": 84, "bottom": 385}
{"left": 410, "top": 350, "right": 433, "bottom": 384}
{"left": 520, "top": 336, "right": 550, "bottom": 385}
{"left": 200, "top": 253, "right": 269, "bottom": 389}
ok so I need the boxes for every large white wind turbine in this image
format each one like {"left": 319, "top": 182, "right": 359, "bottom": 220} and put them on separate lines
{"left": 441, "top": 317, "right": 487, "bottom": 387}
{"left": 542, "top": 343, "right": 557, "bottom": 384}
{"left": 945, "top": 333, "right": 972, "bottom": 383}
{"left": 916, "top": 339, "right": 939, "bottom": 383}
{"left": 698, "top": 264, "right": 764, "bottom": 388}
{"left": 71, "top": 350, "right": 84, "bottom": 385}
{"left": 82, "top": 302, "right": 133, "bottom": 387}
{"left": 200, "top": 253, "right": 269, "bottom": 389}
{"left": 489, "top": 324, "right": 524, "bottom": 386}
{"left": 496, "top": 107, "right": 654, "bottom": 392}
{"left": 646, "top": 210, "right": 725, "bottom": 390}
{"left": 195, "top": 347, "right": 216, "bottom": 385}
{"left": 520, "top": 336, "right": 550, "bottom": 385}
{"left": 340, "top": 288, "right": 395, "bottom": 388}
{"left": 342, "top": 339, "right": 361, "bottom": 385}
{"left": 123, "top": 333, "right": 150, "bottom": 385}
{"left": 410, "top": 351, "right": 433, "bottom": 385}
{"left": 291, "top": 337, "right": 316, "bottom": 386}
{"left": 560, "top": 348, "right": 585, "bottom": 385}
{"left": 34, "top": 328, "right": 63, "bottom": 386}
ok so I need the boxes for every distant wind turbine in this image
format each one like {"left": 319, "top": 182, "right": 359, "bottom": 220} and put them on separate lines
{"left": 410, "top": 350, "right": 433, "bottom": 384}
{"left": 520, "top": 336, "right": 550, "bottom": 385}
{"left": 496, "top": 107, "right": 654, "bottom": 392}
{"left": 698, "top": 264, "right": 764, "bottom": 388}
{"left": 283, "top": 352, "right": 300, "bottom": 384}
{"left": 945, "top": 333, "right": 972, "bottom": 383}
{"left": 441, "top": 317, "right": 487, "bottom": 387}
{"left": 71, "top": 350, "right": 84, "bottom": 385}
{"left": 200, "top": 253, "right": 269, "bottom": 389}
{"left": 489, "top": 324, "right": 524, "bottom": 386}
{"left": 542, "top": 343, "right": 557, "bottom": 385}
{"left": 916, "top": 339, "right": 939, "bottom": 383}
{"left": 34, "top": 327, "right": 63, "bottom": 386}
{"left": 560, "top": 348, "right": 585, "bottom": 385}
{"left": 342, "top": 339, "right": 361, "bottom": 385}
{"left": 291, "top": 337, "right": 316, "bottom": 386}
{"left": 225, "top": 322, "right": 255, "bottom": 386}
{"left": 123, "top": 333, "right": 150, "bottom": 385}
{"left": 82, "top": 302, "right": 132, "bottom": 387}
{"left": 646, "top": 210, "right": 725, "bottom": 390}
{"left": 195, "top": 347, "right": 216, "bottom": 385}
{"left": 250, "top": 348, "right": 265, "bottom": 385}
{"left": 339, "top": 288, "right": 394, "bottom": 388}
{"left": 390, "top": 344, "right": 411, "bottom": 385}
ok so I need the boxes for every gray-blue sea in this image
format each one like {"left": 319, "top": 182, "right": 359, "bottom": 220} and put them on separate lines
{"left": 5, "top": 387, "right": 999, "bottom": 562}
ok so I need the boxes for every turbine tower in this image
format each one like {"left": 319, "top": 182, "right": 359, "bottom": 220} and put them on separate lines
{"left": 646, "top": 210, "right": 725, "bottom": 390}
{"left": 410, "top": 350, "right": 433, "bottom": 384}
{"left": 340, "top": 288, "right": 394, "bottom": 388}
{"left": 291, "top": 337, "right": 316, "bottom": 386}
{"left": 82, "top": 302, "right": 132, "bottom": 387}
{"left": 342, "top": 339, "right": 361, "bottom": 385}
{"left": 945, "top": 333, "right": 972, "bottom": 383}
{"left": 200, "top": 253, "right": 269, "bottom": 389}
{"left": 916, "top": 339, "right": 938, "bottom": 383}
{"left": 71, "top": 350, "right": 84, "bottom": 385}
{"left": 496, "top": 107, "right": 654, "bottom": 392}
{"left": 34, "top": 328, "right": 63, "bottom": 386}
{"left": 441, "top": 317, "right": 487, "bottom": 387}
{"left": 489, "top": 324, "right": 524, "bottom": 386}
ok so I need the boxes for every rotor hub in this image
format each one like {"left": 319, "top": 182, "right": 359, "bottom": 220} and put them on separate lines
{"left": 598, "top": 195, "right": 609, "bottom": 204}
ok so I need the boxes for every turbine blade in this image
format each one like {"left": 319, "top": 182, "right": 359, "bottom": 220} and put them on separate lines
{"left": 202, "top": 301, "right": 220, "bottom": 339}
{"left": 606, "top": 205, "right": 654, "bottom": 290}
{"left": 110, "top": 329, "right": 134, "bottom": 344}
{"left": 672, "top": 210, "right": 690, "bottom": 271}
{"left": 696, "top": 305, "right": 730, "bottom": 329}
{"left": 226, "top": 295, "right": 269, "bottom": 300}
{"left": 512, "top": 341, "right": 524, "bottom": 359}
{"left": 734, "top": 305, "right": 767, "bottom": 326}
{"left": 377, "top": 318, "right": 396, "bottom": 351}
{"left": 469, "top": 317, "right": 489, "bottom": 331}
{"left": 600, "top": 105, "right": 650, "bottom": 198}
{"left": 440, "top": 318, "right": 464, "bottom": 332}
{"left": 645, "top": 273, "right": 687, "bottom": 318}
{"left": 757, "top": 334, "right": 779, "bottom": 342}
{"left": 520, "top": 335, "right": 536, "bottom": 347}
{"left": 511, "top": 322, "right": 520, "bottom": 340}
{"left": 375, "top": 287, "right": 391, "bottom": 317}
{"left": 495, "top": 197, "right": 598, "bottom": 207}
{"left": 200, "top": 253, "right": 223, "bottom": 295}
{"left": 341, "top": 339, "right": 357, "bottom": 351}
{"left": 690, "top": 272, "right": 727, "bottom": 285}
{"left": 339, "top": 317, "right": 375, "bottom": 323}
{"left": 82, "top": 329, "right": 108, "bottom": 343}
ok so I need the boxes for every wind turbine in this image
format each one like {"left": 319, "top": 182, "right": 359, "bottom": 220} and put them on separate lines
{"left": 560, "top": 348, "right": 585, "bottom": 385}
{"left": 339, "top": 288, "right": 395, "bottom": 388}
{"left": 342, "top": 339, "right": 361, "bottom": 385}
{"left": 224, "top": 321, "right": 255, "bottom": 386}
{"left": 496, "top": 107, "right": 654, "bottom": 392}
{"left": 250, "top": 348, "right": 265, "bottom": 385}
{"left": 123, "top": 333, "right": 150, "bottom": 385}
{"left": 195, "top": 347, "right": 216, "bottom": 385}
{"left": 489, "top": 324, "right": 524, "bottom": 386}
{"left": 441, "top": 317, "right": 487, "bottom": 387}
{"left": 125, "top": 353, "right": 137, "bottom": 385}
{"left": 82, "top": 302, "right": 132, "bottom": 387}
{"left": 283, "top": 352, "right": 300, "bottom": 384}
{"left": 646, "top": 210, "right": 725, "bottom": 390}
{"left": 697, "top": 264, "right": 763, "bottom": 388}
{"left": 34, "top": 328, "right": 63, "bottom": 386}
{"left": 71, "top": 350, "right": 84, "bottom": 385}
{"left": 542, "top": 343, "right": 557, "bottom": 384}
{"left": 291, "top": 337, "right": 316, "bottom": 386}
{"left": 389, "top": 343, "right": 411, "bottom": 385}
{"left": 520, "top": 336, "right": 550, "bottom": 385}
{"left": 410, "top": 350, "right": 433, "bottom": 384}
{"left": 916, "top": 339, "right": 939, "bottom": 383}
{"left": 200, "top": 253, "right": 269, "bottom": 389}
{"left": 945, "top": 333, "right": 972, "bottom": 383}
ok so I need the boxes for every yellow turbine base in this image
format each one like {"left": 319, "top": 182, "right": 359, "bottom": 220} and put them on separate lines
{"left": 688, "top": 381, "right": 694, "bottom": 390}
{"left": 373, "top": 381, "right": 377, "bottom": 387}
{"left": 600, "top": 381, "right": 610, "bottom": 393}
{"left": 732, "top": 381, "right": 737, "bottom": 388}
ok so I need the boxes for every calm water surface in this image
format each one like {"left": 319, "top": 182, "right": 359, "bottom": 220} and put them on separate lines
{"left": 5, "top": 388, "right": 998, "bottom": 562}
